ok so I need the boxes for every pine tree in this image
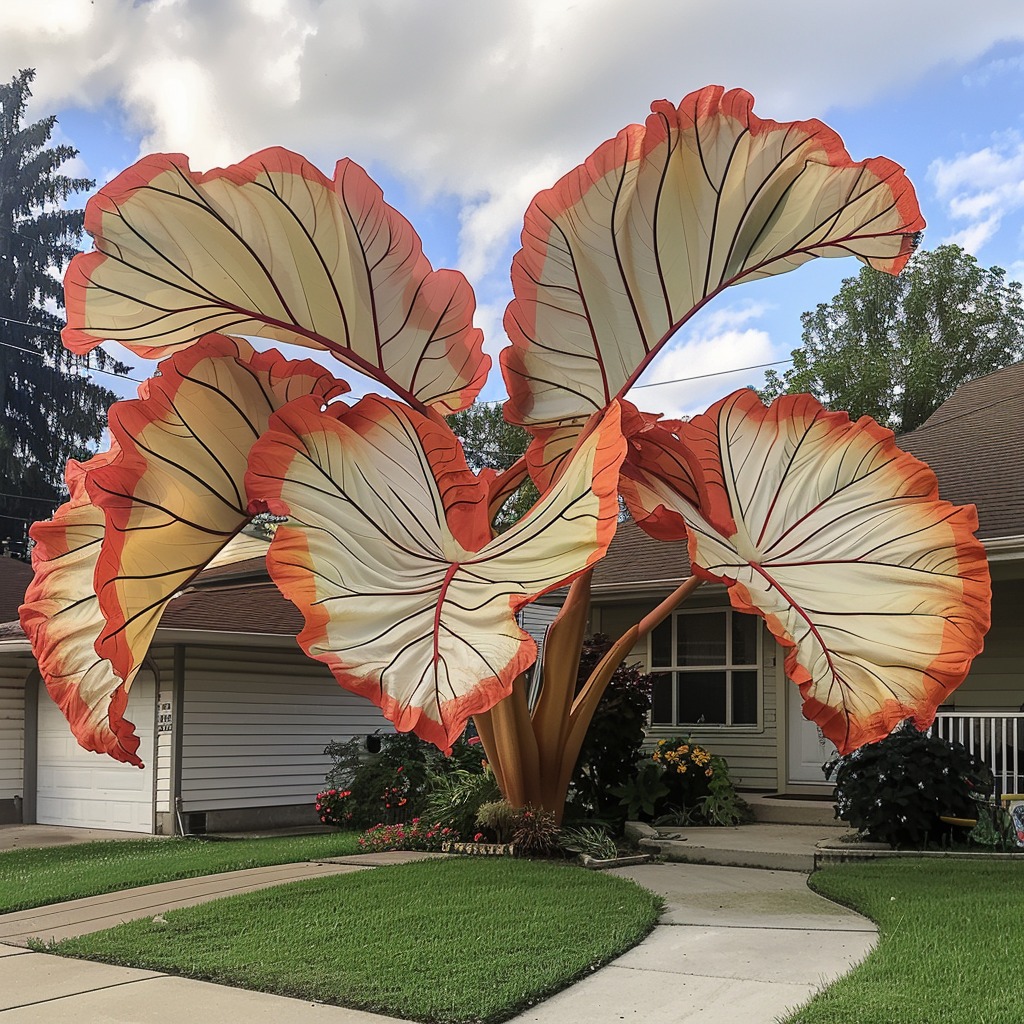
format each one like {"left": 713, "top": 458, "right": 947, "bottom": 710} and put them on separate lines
{"left": 0, "top": 69, "right": 126, "bottom": 557}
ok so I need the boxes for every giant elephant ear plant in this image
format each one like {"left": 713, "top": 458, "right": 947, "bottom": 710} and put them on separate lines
{"left": 20, "top": 85, "right": 991, "bottom": 821}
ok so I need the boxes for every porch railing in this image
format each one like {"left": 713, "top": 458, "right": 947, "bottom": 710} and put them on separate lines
{"left": 930, "top": 711, "right": 1024, "bottom": 797}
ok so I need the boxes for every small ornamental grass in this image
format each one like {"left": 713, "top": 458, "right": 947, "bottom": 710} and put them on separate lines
{"left": 50, "top": 858, "right": 664, "bottom": 1024}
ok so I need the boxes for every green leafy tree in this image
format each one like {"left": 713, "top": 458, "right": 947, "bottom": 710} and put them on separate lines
{"left": 761, "top": 245, "right": 1024, "bottom": 432}
{"left": 447, "top": 401, "right": 537, "bottom": 528}
{"left": 0, "top": 69, "right": 126, "bottom": 555}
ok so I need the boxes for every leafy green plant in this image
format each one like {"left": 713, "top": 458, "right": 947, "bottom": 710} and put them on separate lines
{"left": 695, "top": 756, "right": 752, "bottom": 826}
{"left": 558, "top": 825, "right": 618, "bottom": 861}
{"left": 826, "top": 721, "right": 994, "bottom": 848}
{"left": 610, "top": 760, "right": 670, "bottom": 820}
{"left": 569, "top": 634, "right": 653, "bottom": 826}
{"left": 421, "top": 763, "right": 501, "bottom": 837}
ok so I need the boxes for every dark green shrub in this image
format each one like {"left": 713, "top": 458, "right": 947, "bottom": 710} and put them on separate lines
{"left": 826, "top": 722, "right": 994, "bottom": 848}
{"left": 569, "top": 634, "right": 653, "bottom": 827}
{"left": 322, "top": 733, "right": 487, "bottom": 829}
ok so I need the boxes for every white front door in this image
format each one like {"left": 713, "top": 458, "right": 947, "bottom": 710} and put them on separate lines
{"left": 786, "top": 685, "right": 838, "bottom": 786}
{"left": 36, "top": 674, "right": 156, "bottom": 832}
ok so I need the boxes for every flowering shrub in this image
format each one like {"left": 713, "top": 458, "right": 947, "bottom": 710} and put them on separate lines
{"left": 613, "top": 737, "right": 748, "bottom": 826}
{"left": 315, "top": 788, "right": 354, "bottom": 827}
{"left": 321, "top": 733, "right": 490, "bottom": 828}
{"left": 827, "top": 722, "right": 994, "bottom": 848}
{"left": 652, "top": 738, "right": 715, "bottom": 777}
{"left": 357, "top": 818, "right": 458, "bottom": 853}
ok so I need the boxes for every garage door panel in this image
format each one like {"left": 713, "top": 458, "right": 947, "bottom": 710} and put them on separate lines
{"left": 36, "top": 675, "right": 155, "bottom": 833}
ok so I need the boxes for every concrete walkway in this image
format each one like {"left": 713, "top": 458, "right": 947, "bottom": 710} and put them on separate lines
{"left": 0, "top": 846, "right": 876, "bottom": 1023}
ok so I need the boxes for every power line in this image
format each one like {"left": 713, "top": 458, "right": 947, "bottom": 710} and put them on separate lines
{"left": 632, "top": 358, "right": 793, "bottom": 389}
{"left": 0, "top": 332, "right": 146, "bottom": 384}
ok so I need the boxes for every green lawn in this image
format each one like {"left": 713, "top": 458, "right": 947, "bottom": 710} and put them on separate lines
{"left": 50, "top": 857, "right": 663, "bottom": 1024}
{"left": 786, "top": 858, "right": 1024, "bottom": 1024}
{"left": 0, "top": 832, "right": 361, "bottom": 913}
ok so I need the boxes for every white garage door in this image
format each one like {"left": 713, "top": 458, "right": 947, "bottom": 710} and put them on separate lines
{"left": 36, "top": 674, "right": 155, "bottom": 833}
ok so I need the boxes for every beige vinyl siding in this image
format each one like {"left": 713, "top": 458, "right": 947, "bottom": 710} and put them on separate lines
{"left": 179, "top": 645, "right": 394, "bottom": 812}
{"left": 943, "top": 578, "right": 1024, "bottom": 709}
{"left": 0, "top": 654, "right": 30, "bottom": 801}
{"left": 594, "top": 591, "right": 780, "bottom": 790}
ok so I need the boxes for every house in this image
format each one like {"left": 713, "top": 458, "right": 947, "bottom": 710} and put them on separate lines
{"left": 1, "top": 364, "right": 1020, "bottom": 829}
{"left": 0, "top": 542, "right": 559, "bottom": 835}
{"left": 590, "top": 362, "right": 1024, "bottom": 794}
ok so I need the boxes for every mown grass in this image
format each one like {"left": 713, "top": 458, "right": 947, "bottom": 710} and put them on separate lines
{"left": 786, "top": 858, "right": 1024, "bottom": 1024}
{"left": 0, "top": 831, "right": 361, "bottom": 913}
{"left": 51, "top": 857, "right": 663, "bottom": 1024}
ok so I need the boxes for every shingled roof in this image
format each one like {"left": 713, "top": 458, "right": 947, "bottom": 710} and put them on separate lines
{"left": 0, "top": 557, "right": 34, "bottom": 625}
{"left": 591, "top": 361, "right": 1024, "bottom": 594}
{"left": 897, "top": 360, "right": 1024, "bottom": 542}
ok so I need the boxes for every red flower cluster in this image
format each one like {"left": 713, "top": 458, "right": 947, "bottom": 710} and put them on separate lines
{"left": 357, "top": 818, "right": 457, "bottom": 852}
{"left": 315, "top": 788, "right": 353, "bottom": 826}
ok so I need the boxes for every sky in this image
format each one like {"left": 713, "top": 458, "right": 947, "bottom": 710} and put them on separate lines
{"left": 4, "top": 0, "right": 1024, "bottom": 417}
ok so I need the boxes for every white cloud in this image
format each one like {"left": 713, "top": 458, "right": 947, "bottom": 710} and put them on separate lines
{"left": 929, "top": 135, "right": 1024, "bottom": 254}
{"left": 5, "top": 0, "right": 1024, "bottom": 288}
{"left": 627, "top": 302, "right": 777, "bottom": 418}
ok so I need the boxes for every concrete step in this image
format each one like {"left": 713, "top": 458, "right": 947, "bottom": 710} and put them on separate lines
{"left": 745, "top": 793, "right": 840, "bottom": 827}
{"left": 629, "top": 822, "right": 851, "bottom": 873}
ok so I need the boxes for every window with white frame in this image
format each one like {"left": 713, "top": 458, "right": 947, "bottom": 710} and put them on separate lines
{"left": 648, "top": 608, "right": 761, "bottom": 727}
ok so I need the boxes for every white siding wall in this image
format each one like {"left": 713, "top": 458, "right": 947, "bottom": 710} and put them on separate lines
{"left": 596, "top": 593, "right": 781, "bottom": 791}
{"left": 180, "top": 645, "right": 394, "bottom": 811}
{"left": 0, "top": 655, "right": 29, "bottom": 802}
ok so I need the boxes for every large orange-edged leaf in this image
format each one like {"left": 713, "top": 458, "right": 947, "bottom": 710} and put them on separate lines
{"left": 85, "top": 333, "right": 348, "bottom": 682}
{"left": 63, "top": 149, "right": 488, "bottom": 414}
{"left": 502, "top": 85, "right": 924, "bottom": 432}
{"left": 245, "top": 396, "right": 625, "bottom": 751}
{"left": 624, "top": 389, "right": 990, "bottom": 754}
{"left": 19, "top": 450, "right": 144, "bottom": 766}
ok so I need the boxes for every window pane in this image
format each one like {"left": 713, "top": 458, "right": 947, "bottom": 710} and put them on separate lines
{"left": 651, "top": 619, "right": 672, "bottom": 668}
{"left": 677, "top": 671, "right": 726, "bottom": 724}
{"left": 732, "top": 612, "right": 758, "bottom": 666}
{"left": 650, "top": 673, "right": 674, "bottom": 724}
{"left": 732, "top": 671, "right": 759, "bottom": 725}
{"left": 677, "top": 612, "right": 725, "bottom": 666}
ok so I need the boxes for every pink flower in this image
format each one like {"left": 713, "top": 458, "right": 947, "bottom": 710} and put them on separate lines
{"left": 474, "top": 833, "right": 484, "bottom": 842}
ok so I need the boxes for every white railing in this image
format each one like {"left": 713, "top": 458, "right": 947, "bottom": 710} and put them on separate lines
{"left": 931, "top": 711, "right": 1024, "bottom": 797}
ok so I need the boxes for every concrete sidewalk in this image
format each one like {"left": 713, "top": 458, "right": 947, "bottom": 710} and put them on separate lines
{"left": 0, "top": 853, "right": 876, "bottom": 1023}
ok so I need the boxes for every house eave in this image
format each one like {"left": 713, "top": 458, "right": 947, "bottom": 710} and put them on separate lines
{"left": 983, "top": 535, "right": 1024, "bottom": 562}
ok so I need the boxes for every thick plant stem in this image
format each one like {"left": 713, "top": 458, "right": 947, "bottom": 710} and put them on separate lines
{"left": 480, "top": 572, "right": 704, "bottom": 822}
{"left": 532, "top": 571, "right": 592, "bottom": 796}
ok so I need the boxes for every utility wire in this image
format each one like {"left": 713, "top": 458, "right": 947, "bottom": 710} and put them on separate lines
{"left": 0, "top": 329, "right": 146, "bottom": 384}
